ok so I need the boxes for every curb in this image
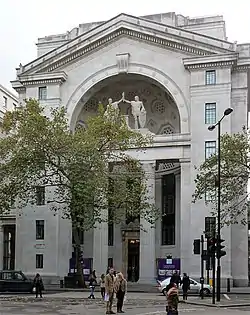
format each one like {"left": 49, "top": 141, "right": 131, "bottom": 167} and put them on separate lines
{"left": 184, "top": 301, "right": 250, "bottom": 308}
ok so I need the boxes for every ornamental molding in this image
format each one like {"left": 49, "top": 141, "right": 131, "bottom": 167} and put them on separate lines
{"left": 233, "top": 65, "right": 250, "bottom": 72}
{"left": 116, "top": 52, "right": 130, "bottom": 73}
{"left": 12, "top": 72, "right": 67, "bottom": 90}
{"left": 15, "top": 14, "right": 235, "bottom": 77}
{"left": 183, "top": 53, "right": 238, "bottom": 70}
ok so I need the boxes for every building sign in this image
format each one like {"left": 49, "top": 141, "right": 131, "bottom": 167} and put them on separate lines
{"left": 157, "top": 258, "right": 181, "bottom": 281}
{"left": 69, "top": 252, "right": 92, "bottom": 281}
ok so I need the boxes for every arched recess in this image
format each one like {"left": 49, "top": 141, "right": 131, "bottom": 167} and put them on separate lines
{"left": 66, "top": 63, "right": 190, "bottom": 133}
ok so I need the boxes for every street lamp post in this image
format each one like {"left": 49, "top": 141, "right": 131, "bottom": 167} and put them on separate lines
{"left": 208, "top": 107, "right": 233, "bottom": 302}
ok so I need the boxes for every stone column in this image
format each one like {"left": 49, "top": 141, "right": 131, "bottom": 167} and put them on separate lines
{"left": 139, "top": 162, "right": 156, "bottom": 283}
{"left": 93, "top": 210, "right": 108, "bottom": 276}
{"left": 179, "top": 159, "right": 191, "bottom": 274}
{"left": 0, "top": 225, "right": 3, "bottom": 269}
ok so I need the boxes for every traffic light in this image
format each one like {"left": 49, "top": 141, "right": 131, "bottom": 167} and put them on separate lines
{"left": 193, "top": 239, "right": 201, "bottom": 255}
{"left": 207, "top": 237, "right": 216, "bottom": 256}
{"left": 216, "top": 238, "right": 226, "bottom": 259}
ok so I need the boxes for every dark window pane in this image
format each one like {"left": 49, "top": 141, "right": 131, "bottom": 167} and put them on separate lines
{"left": 161, "top": 174, "right": 175, "bottom": 245}
{"left": 36, "top": 220, "right": 44, "bottom": 240}
{"left": 36, "top": 186, "right": 45, "bottom": 206}
{"left": 36, "top": 254, "right": 43, "bottom": 269}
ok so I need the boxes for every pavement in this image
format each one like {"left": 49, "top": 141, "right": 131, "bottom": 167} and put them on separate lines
{"left": 45, "top": 284, "right": 250, "bottom": 295}
{"left": 0, "top": 292, "right": 250, "bottom": 314}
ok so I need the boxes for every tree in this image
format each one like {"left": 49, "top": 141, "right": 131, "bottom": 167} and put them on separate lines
{"left": 0, "top": 99, "right": 159, "bottom": 286}
{"left": 192, "top": 128, "right": 249, "bottom": 226}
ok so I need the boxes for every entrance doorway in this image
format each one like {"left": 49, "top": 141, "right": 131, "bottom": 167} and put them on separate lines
{"left": 127, "top": 239, "right": 139, "bottom": 282}
{"left": 3, "top": 225, "right": 16, "bottom": 270}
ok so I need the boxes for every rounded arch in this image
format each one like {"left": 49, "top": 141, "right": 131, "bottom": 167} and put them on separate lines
{"left": 66, "top": 63, "right": 190, "bottom": 133}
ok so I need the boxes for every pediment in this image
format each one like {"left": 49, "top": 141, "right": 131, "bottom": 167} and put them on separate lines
{"left": 16, "top": 13, "right": 235, "bottom": 77}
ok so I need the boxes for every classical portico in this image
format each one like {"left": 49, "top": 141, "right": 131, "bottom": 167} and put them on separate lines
{"left": 10, "top": 12, "right": 249, "bottom": 286}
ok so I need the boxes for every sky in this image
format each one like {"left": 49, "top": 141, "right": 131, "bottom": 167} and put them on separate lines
{"left": 0, "top": 0, "right": 249, "bottom": 93}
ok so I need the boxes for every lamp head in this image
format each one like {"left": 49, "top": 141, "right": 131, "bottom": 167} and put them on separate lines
{"left": 224, "top": 108, "right": 233, "bottom": 116}
{"left": 208, "top": 125, "right": 216, "bottom": 131}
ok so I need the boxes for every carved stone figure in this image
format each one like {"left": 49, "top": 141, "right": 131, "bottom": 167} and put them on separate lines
{"left": 104, "top": 97, "right": 123, "bottom": 120}
{"left": 122, "top": 93, "right": 147, "bottom": 129}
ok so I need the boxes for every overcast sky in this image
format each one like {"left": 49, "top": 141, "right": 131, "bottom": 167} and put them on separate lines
{"left": 0, "top": 0, "right": 249, "bottom": 93}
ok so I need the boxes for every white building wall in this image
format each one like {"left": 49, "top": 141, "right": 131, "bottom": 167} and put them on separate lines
{"left": 10, "top": 12, "right": 250, "bottom": 285}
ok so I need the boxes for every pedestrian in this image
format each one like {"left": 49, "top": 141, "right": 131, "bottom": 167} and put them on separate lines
{"left": 88, "top": 272, "right": 97, "bottom": 299}
{"left": 115, "top": 272, "right": 127, "bottom": 313}
{"left": 170, "top": 270, "right": 181, "bottom": 288}
{"left": 166, "top": 282, "right": 179, "bottom": 315}
{"left": 105, "top": 267, "right": 116, "bottom": 314}
{"left": 33, "top": 273, "right": 44, "bottom": 298}
{"left": 100, "top": 273, "right": 105, "bottom": 299}
{"left": 181, "top": 273, "right": 190, "bottom": 300}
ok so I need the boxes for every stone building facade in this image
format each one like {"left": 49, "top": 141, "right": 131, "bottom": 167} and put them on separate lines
{"left": 4, "top": 12, "right": 249, "bottom": 285}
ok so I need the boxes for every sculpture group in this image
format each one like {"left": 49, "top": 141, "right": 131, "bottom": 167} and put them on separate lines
{"left": 105, "top": 92, "right": 146, "bottom": 129}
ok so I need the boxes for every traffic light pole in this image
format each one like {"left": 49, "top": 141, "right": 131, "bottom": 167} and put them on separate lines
{"left": 216, "top": 121, "right": 221, "bottom": 302}
{"left": 200, "top": 235, "right": 204, "bottom": 299}
{"left": 212, "top": 243, "right": 216, "bottom": 305}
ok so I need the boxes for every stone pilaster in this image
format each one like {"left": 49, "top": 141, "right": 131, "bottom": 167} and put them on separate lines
{"left": 93, "top": 210, "right": 108, "bottom": 276}
{"left": 180, "top": 159, "right": 191, "bottom": 274}
{"left": 138, "top": 161, "right": 156, "bottom": 283}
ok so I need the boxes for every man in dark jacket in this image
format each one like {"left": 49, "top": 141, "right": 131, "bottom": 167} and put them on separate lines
{"left": 170, "top": 271, "right": 181, "bottom": 287}
{"left": 181, "top": 273, "right": 190, "bottom": 300}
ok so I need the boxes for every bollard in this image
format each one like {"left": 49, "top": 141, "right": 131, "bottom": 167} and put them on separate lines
{"left": 227, "top": 278, "right": 230, "bottom": 292}
{"left": 60, "top": 279, "right": 64, "bottom": 288}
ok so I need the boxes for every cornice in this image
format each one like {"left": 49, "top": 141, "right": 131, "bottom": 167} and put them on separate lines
{"left": 12, "top": 72, "right": 67, "bottom": 90}
{"left": 16, "top": 15, "right": 235, "bottom": 77}
{"left": 183, "top": 53, "right": 238, "bottom": 70}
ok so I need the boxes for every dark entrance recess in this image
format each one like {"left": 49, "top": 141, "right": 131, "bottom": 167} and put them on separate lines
{"left": 3, "top": 225, "right": 16, "bottom": 270}
{"left": 127, "top": 239, "right": 139, "bottom": 282}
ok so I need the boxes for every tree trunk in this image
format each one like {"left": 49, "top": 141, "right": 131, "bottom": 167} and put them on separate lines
{"left": 72, "top": 227, "right": 86, "bottom": 288}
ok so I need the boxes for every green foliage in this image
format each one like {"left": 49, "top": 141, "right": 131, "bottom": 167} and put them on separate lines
{"left": 0, "top": 99, "right": 159, "bottom": 230}
{"left": 192, "top": 128, "right": 249, "bottom": 226}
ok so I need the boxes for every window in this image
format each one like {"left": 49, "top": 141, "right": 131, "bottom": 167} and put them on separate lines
{"left": 36, "top": 220, "right": 44, "bottom": 240}
{"left": 108, "top": 178, "right": 114, "bottom": 246}
{"left": 205, "top": 103, "right": 216, "bottom": 124}
{"left": 36, "top": 254, "right": 43, "bottom": 269}
{"left": 161, "top": 174, "right": 175, "bottom": 245}
{"left": 3, "top": 96, "right": 7, "bottom": 108}
{"left": 205, "top": 141, "right": 216, "bottom": 159}
{"left": 36, "top": 186, "right": 45, "bottom": 205}
{"left": 38, "top": 86, "right": 47, "bottom": 100}
{"left": 205, "top": 70, "right": 216, "bottom": 85}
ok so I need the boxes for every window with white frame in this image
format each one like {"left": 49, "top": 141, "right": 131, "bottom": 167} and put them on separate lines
{"left": 38, "top": 86, "right": 47, "bottom": 100}
{"left": 205, "top": 103, "right": 216, "bottom": 124}
{"left": 205, "top": 141, "right": 216, "bottom": 159}
{"left": 205, "top": 70, "right": 216, "bottom": 85}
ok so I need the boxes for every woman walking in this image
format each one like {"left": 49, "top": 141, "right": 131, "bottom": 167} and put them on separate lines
{"left": 88, "top": 271, "right": 97, "bottom": 299}
{"left": 166, "top": 282, "right": 179, "bottom": 315}
{"left": 115, "top": 272, "right": 127, "bottom": 313}
{"left": 100, "top": 273, "right": 106, "bottom": 299}
{"left": 33, "top": 273, "right": 44, "bottom": 298}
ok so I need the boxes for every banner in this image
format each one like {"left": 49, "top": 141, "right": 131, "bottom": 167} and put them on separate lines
{"left": 157, "top": 258, "right": 181, "bottom": 281}
{"left": 69, "top": 252, "right": 92, "bottom": 280}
